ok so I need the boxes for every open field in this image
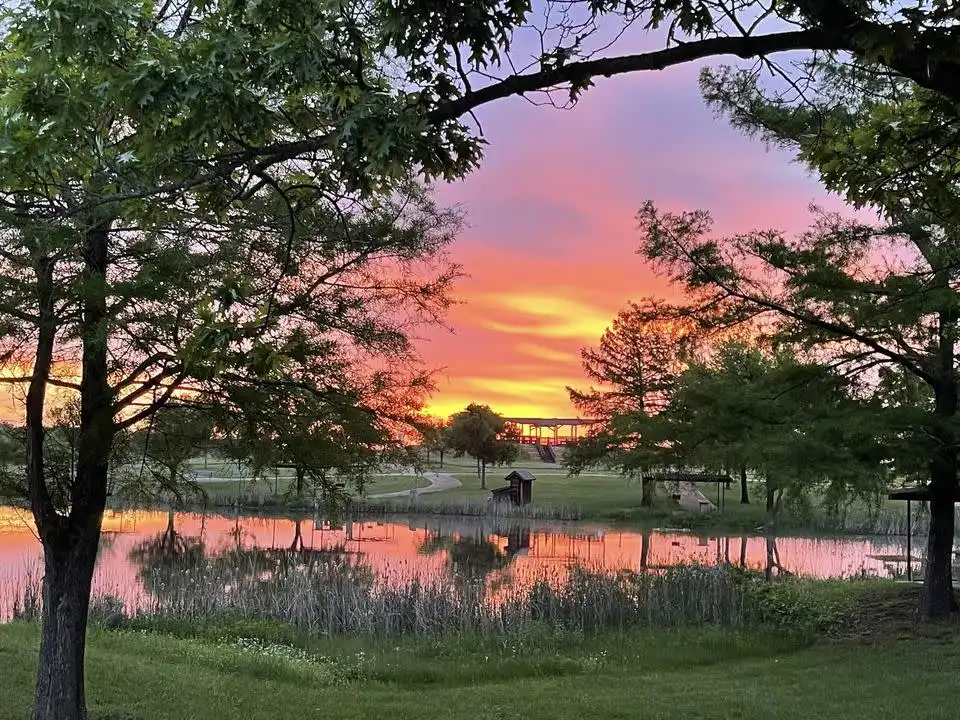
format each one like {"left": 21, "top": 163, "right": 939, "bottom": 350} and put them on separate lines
{"left": 153, "top": 454, "right": 930, "bottom": 536}
{"left": 3, "top": 581, "right": 959, "bottom": 720}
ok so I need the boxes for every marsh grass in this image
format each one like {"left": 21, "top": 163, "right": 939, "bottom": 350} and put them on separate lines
{"left": 127, "top": 561, "right": 753, "bottom": 635}
{"left": 6, "top": 546, "right": 870, "bottom": 640}
{"left": 348, "top": 497, "right": 582, "bottom": 521}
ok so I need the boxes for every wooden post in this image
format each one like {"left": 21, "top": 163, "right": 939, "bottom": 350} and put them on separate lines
{"left": 907, "top": 499, "right": 912, "bottom": 581}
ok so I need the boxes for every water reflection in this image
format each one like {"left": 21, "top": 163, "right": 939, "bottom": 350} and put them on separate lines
{"left": 0, "top": 506, "right": 921, "bottom": 615}
{"left": 420, "top": 534, "right": 514, "bottom": 589}
{"left": 128, "top": 511, "right": 206, "bottom": 596}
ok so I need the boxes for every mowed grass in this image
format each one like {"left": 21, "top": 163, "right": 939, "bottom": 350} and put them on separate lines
{"left": 3, "top": 620, "right": 960, "bottom": 720}
{"left": 174, "top": 455, "right": 918, "bottom": 535}
{"left": 420, "top": 458, "right": 761, "bottom": 528}
{"left": 196, "top": 473, "right": 430, "bottom": 506}
{"left": 423, "top": 459, "right": 921, "bottom": 535}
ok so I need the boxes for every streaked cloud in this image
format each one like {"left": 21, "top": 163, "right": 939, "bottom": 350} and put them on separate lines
{"left": 515, "top": 343, "right": 579, "bottom": 364}
{"left": 421, "top": 59, "right": 850, "bottom": 419}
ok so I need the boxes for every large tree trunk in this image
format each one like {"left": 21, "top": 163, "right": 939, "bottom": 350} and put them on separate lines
{"left": 640, "top": 477, "right": 654, "bottom": 507}
{"left": 918, "top": 300, "right": 959, "bottom": 620}
{"left": 919, "top": 382, "right": 958, "bottom": 618}
{"left": 33, "top": 523, "right": 101, "bottom": 720}
{"left": 765, "top": 485, "right": 776, "bottom": 530}
{"left": 32, "top": 225, "right": 115, "bottom": 719}
{"left": 920, "top": 484, "right": 956, "bottom": 619}
{"left": 739, "top": 465, "right": 749, "bottom": 504}
{"left": 480, "top": 460, "right": 486, "bottom": 490}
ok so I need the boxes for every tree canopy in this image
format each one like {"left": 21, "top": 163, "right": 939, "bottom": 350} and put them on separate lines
{"left": 384, "top": 0, "right": 960, "bottom": 123}
{"left": 569, "top": 299, "right": 696, "bottom": 418}
{"left": 447, "top": 403, "right": 520, "bottom": 488}
{"left": 0, "top": 3, "right": 469, "bottom": 717}
{"left": 7, "top": 0, "right": 960, "bottom": 716}
{"left": 634, "top": 52, "right": 960, "bottom": 618}
{"left": 648, "top": 342, "right": 889, "bottom": 516}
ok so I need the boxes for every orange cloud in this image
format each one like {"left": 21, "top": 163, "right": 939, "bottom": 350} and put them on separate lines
{"left": 419, "top": 69, "right": 856, "bottom": 420}
{"left": 515, "top": 343, "right": 578, "bottom": 364}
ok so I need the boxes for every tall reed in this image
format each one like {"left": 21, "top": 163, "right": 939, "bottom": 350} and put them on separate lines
{"left": 348, "top": 498, "right": 582, "bottom": 522}
{"left": 6, "top": 552, "right": 765, "bottom": 635}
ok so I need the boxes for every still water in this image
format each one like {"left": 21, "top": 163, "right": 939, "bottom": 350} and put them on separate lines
{"left": 0, "top": 506, "right": 915, "bottom": 612}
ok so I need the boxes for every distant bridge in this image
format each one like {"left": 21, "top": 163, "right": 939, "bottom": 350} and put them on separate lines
{"left": 501, "top": 417, "right": 600, "bottom": 446}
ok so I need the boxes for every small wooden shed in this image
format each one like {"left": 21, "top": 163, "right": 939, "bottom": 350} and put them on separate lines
{"left": 491, "top": 469, "right": 536, "bottom": 506}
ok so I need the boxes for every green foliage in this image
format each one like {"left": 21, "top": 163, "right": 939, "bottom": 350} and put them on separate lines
{"left": 649, "top": 51, "right": 960, "bottom": 614}
{"left": 569, "top": 298, "right": 696, "bottom": 418}
{"left": 740, "top": 575, "right": 868, "bottom": 634}
{"left": 700, "top": 60, "right": 960, "bottom": 221}
{"left": 652, "top": 342, "right": 890, "bottom": 512}
{"left": 447, "top": 403, "right": 518, "bottom": 484}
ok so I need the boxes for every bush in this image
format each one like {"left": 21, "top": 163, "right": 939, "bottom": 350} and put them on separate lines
{"left": 89, "top": 595, "right": 128, "bottom": 629}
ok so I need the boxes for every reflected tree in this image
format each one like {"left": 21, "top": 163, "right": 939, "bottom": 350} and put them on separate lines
{"left": 419, "top": 533, "right": 512, "bottom": 585}
{"left": 639, "top": 531, "right": 651, "bottom": 570}
{"left": 763, "top": 537, "right": 792, "bottom": 581}
{"left": 290, "top": 519, "right": 307, "bottom": 553}
{"left": 128, "top": 511, "right": 206, "bottom": 598}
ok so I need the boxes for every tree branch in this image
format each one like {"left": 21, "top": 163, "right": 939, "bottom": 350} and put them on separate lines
{"left": 792, "top": 0, "right": 960, "bottom": 103}
{"left": 25, "top": 256, "right": 61, "bottom": 531}
{"left": 430, "top": 30, "right": 844, "bottom": 123}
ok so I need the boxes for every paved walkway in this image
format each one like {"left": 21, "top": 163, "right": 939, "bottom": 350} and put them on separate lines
{"left": 367, "top": 472, "right": 461, "bottom": 499}
{"left": 676, "top": 481, "right": 716, "bottom": 512}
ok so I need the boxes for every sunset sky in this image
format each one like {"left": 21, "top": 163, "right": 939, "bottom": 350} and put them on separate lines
{"left": 420, "top": 53, "right": 857, "bottom": 420}
{"left": 0, "top": 46, "right": 860, "bottom": 427}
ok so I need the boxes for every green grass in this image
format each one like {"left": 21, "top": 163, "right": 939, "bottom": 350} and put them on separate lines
{"left": 413, "top": 460, "right": 927, "bottom": 536}
{"left": 194, "top": 473, "right": 430, "bottom": 507}
{"left": 147, "top": 454, "right": 925, "bottom": 536}
{"left": 363, "top": 474, "right": 432, "bottom": 495}
{"left": 4, "top": 604, "right": 960, "bottom": 720}
{"left": 404, "top": 463, "right": 765, "bottom": 530}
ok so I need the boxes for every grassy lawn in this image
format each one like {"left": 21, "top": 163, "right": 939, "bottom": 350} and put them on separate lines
{"left": 362, "top": 474, "right": 432, "bottom": 495}
{"left": 196, "top": 473, "right": 430, "bottom": 506}
{"left": 418, "top": 459, "right": 768, "bottom": 530}
{"left": 3, "top": 613, "right": 960, "bottom": 720}
{"left": 168, "top": 454, "right": 915, "bottom": 536}
{"left": 416, "top": 459, "right": 916, "bottom": 535}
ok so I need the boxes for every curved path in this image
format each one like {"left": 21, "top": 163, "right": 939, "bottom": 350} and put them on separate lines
{"left": 367, "top": 471, "right": 461, "bottom": 499}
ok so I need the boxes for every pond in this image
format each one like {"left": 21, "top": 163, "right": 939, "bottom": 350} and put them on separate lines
{"left": 0, "top": 505, "right": 919, "bottom": 619}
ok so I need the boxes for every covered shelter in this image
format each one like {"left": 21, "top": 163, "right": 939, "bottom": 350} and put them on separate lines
{"left": 502, "top": 417, "right": 600, "bottom": 446}
{"left": 887, "top": 485, "right": 960, "bottom": 580}
{"left": 641, "top": 471, "right": 734, "bottom": 512}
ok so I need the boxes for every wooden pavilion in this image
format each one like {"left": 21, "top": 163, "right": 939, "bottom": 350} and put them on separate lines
{"left": 501, "top": 417, "right": 600, "bottom": 446}
{"left": 886, "top": 485, "right": 960, "bottom": 580}
{"left": 641, "top": 471, "right": 734, "bottom": 511}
